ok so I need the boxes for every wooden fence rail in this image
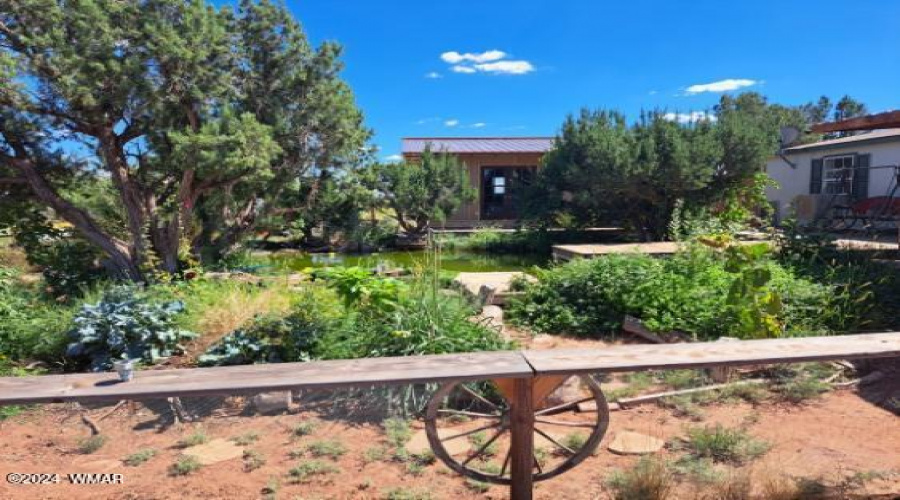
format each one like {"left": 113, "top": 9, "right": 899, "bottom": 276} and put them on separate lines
{"left": 1, "top": 331, "right": 899, "bottom": 499}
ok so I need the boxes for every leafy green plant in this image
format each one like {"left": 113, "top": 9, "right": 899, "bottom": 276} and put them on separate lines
{"left": 508, "top": 246, "right": 839, "bottom": 340}
{"left": 66, "top": 286, "right": 196, "bottom": 370}
{"left": 317, "top": 266, "right": 407, "bottom": 313}
{"left": 710, "top": 239, "right": 784, "bottom": 339}
{"left": 124, "top": 448, "right": 158, "bottom": 466}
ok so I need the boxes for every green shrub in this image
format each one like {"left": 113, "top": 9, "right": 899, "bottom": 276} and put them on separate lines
{"left": 124, "top": 448, "right": 157, "bottom": 466}
{"left": 77, "top": 435, "right": 107, "bottom": 454}
{"left": 303, "top": 439, "right": 347, "bottom": 459}
{"left": 0, "top": 267, "right": 74, "bottom": 364}
{"left": 606, "top": 458, "right": 675, "bottom": 500}
{"left": 680, "top": 424, "right": 770, "bottom": 465}
{"left": 177, "top": 430, "right": 209, "bottom": 448}
{"left": 169, "top": 455, "right": 202, "bottom": 476}
{"left": 383, "top": 418, "right": 412, "bottom": 449}
{"left": 288, "top": 460, "right": 340, "bottom": 483}
{"left": 508, "top": 246, "right": 840, "bottom": 340}
{"left": 66, "top": 286, "right": 197, "bottom": 370}
{"left": 775, "top": 377, "right": 830, "bottom": 403}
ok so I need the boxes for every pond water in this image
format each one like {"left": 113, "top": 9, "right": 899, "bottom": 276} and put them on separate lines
{"left": 256, "top": 249, "right": 548, "bottom": 274}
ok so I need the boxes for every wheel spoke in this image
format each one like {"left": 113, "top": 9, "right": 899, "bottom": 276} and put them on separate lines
{"left": 459, "top": 383, "right": 503, "bottom": 412}
{"left": 534, "top": 427, "right": 576, "bottom": 456}
{"left": 533, "top": 452, "right": 543, "bottom": 474}
{"left": 461, "top": 426, "right": 507, "bottom": 466}
{"left": 499, "top": 449, "right": 512, "bottom": 477}
{"left": 535, "top": 396, "right": 595, "bottom": 416}
{"left": 534, "top": 418, "right": 596, "bottom": 428}
{"left": 437, "top": 409, "right": 501, "bottom": 419}
{"left": 440, "top": 422, "right": 501, "bottom": 442}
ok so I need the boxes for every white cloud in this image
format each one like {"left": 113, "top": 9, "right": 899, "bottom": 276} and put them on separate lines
{"left": 424, "top": 71, "right": 442, "bottom": 79}
{"left": 415, "top": 117, "right": 440, "bottom": 125}
{"left": 470, "top": 122, "right": 487, "bottom": 128}
{"left": 685, "top": 78, "right": 757, "bottom": 94}
{"left": 444, "top": 119, "right": 459, "bottom": 127}
{"left": 474, "top": 60, "right": 535, "bottom": 75}
{"left": 441, "top": 50, "right": 506, "bottom": 64}
{"left": 384, "top": 154, "right": 403, "bottom": 163}
{"left": 663, "top": 111, "right": 717, "bottom": 124}
{"left": 648, "top": 90, "right": 658, "bottom": 95}
{"left": 440, "top": 50, "right": 535, "bottom": 76}
{"left": 451, "top": 65, "right": 477, "bottom": 74}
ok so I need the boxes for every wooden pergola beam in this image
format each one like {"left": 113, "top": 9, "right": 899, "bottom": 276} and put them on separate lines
{"left": 811, "top": 110, "right": 900, "bottom": 133}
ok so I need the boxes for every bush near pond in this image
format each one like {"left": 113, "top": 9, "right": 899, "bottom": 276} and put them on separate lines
{"left": 200, "top": 269, "right": 509, "bottom": 365}
{"left": 507, "top": 244, "right": 856, "bottom": 340}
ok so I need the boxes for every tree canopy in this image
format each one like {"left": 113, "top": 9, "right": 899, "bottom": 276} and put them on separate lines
{"left": 0, "top": 0, "right": 370, "bottom": 280}
{"left": 524, "top": 93, "right": 812, "bottom": 240}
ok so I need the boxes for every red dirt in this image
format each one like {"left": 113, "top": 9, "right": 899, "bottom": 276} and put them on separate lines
{"left": 1, "top": 332, "right": 898, "bottom": 499}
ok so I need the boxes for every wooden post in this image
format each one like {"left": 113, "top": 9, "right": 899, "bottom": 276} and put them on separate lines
{"left": 509, "top": 377, "right": 535, "bottom": 500}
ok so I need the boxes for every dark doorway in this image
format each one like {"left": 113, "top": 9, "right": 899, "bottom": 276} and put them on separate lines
{"left": 481, "top": 167, "right": 535, "bottom": 220}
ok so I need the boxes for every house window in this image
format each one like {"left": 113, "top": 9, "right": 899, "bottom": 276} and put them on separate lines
{"left": 822, "top": 155, "right": 854, "bottom": 195}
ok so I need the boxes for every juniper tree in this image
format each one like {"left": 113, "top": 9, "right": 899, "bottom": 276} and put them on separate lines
{"left": 370, "top": 147, "right": 476, "bottom": 237}
{"left": 0, "top": 0, "right": 368, "bottom": 279}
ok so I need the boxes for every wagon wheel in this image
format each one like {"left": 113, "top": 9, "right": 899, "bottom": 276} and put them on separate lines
{"left": 424, "top": 375, "right": 610, "bottom": 485}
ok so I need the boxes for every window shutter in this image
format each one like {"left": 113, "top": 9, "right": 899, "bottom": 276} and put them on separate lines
{"left": 852, "top": 154, "right": 870, "bottom": 200}
{"left": 809, "top": 158, "right": 823, "bottom": 194}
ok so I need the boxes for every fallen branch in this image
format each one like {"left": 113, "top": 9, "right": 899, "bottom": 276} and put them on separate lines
{"left": 621, "top": 315, "right": 666, "bottom": 344}
{"left": 615, "top": 379, "right": 767, "bottom": 410}
{"left": 621, "top": 315, "right": 691, "bottom": 344}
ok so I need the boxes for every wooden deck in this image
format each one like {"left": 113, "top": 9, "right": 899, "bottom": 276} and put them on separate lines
{"left": 552, "top": 240, "right": 772, "bottom": 261}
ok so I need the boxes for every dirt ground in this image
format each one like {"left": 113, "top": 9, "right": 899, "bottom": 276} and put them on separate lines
{"left": 1, "top": 332, "right": 898, "bottom": 499}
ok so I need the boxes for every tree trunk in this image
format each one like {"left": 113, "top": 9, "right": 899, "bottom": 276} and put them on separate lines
{"left": 7, "top": 153, "right": 144, "bottom": 280}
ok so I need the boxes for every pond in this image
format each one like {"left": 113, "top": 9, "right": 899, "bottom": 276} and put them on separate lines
{"left": 255, "top": 249, "right": 548, "bottom": 274}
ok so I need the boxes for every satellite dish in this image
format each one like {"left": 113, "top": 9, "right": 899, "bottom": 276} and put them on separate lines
{"left": 779, "top": 126, "right": 801, "bottom": 147}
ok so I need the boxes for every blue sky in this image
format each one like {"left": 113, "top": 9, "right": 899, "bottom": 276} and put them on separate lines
{"left": 286, "top": 1, "right": 900, "bottom": 161}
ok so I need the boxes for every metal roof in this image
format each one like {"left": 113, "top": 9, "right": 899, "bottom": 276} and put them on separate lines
{"left": 784, "top": 128, "right": 900, "bottom": 153}
{"left": 402, "top": 137, "right": 554, "bottom": 154}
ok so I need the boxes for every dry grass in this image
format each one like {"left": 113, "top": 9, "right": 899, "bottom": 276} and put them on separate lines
{"left": 0, "top": 240, "right": 31, "bottom": 272}
{"left": 606, "top": 458, "right": 676, "bottom": 500}
{"left": 185, "top": 282, "right": 293, "bottom": 352}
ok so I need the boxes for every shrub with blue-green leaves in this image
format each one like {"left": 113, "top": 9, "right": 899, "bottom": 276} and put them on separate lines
{"left": 66, "top": 286, "right": 197, "bottom": 370}
{"left": 507, "top": 245, "right": 842, "bottom": 340}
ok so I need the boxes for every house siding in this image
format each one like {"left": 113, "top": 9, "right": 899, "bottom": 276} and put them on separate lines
{"left": 402, "top": 151, "right": 545, "bottom": 227}
{"left": 766, "top": 140, "right": 900, "bottom": 223}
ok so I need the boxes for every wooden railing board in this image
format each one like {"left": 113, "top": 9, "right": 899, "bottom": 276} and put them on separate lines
{"left": 0, "top": 351, "right": 533, "bottom": 405}
{"left": 1, "top": 333, "right": 899, "bottom": 407}
{"left": 522, "top": 332, "right": 900, "bottom": 375}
